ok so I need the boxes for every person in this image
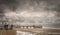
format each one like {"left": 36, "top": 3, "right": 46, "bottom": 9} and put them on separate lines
{"left": 4, "top": 24, "right": 8, "bottom": 30}
{"left": 4, "top": 22, "right": 9, "bottom": 30}
{"left": 10, "top": 24, "right": 13, "bottom": 30}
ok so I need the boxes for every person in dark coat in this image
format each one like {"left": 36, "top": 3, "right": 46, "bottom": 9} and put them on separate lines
{"left": 4, "top": 24, "right": 8, "bottom": 30}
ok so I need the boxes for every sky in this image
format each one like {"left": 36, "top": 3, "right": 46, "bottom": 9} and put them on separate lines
{"left": 0, "top": 0, "right": 60, "bottom": 28}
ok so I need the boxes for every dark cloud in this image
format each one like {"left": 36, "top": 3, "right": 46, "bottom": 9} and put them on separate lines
{"left": 0, "top": 0, "right": 60, "bottom": 28}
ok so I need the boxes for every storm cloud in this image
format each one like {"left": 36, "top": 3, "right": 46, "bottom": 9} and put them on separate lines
{"left": 0, "top": 0, "right": 60, "bottom": 28}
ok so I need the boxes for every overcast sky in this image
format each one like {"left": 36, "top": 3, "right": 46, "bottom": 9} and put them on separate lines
{"left": 0, "top": 0, "right": 60, "bottom": 28}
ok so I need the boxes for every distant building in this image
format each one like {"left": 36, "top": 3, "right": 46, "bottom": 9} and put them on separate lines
{"left": 18, "top": 25, "right": 42, "bottom": 29}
